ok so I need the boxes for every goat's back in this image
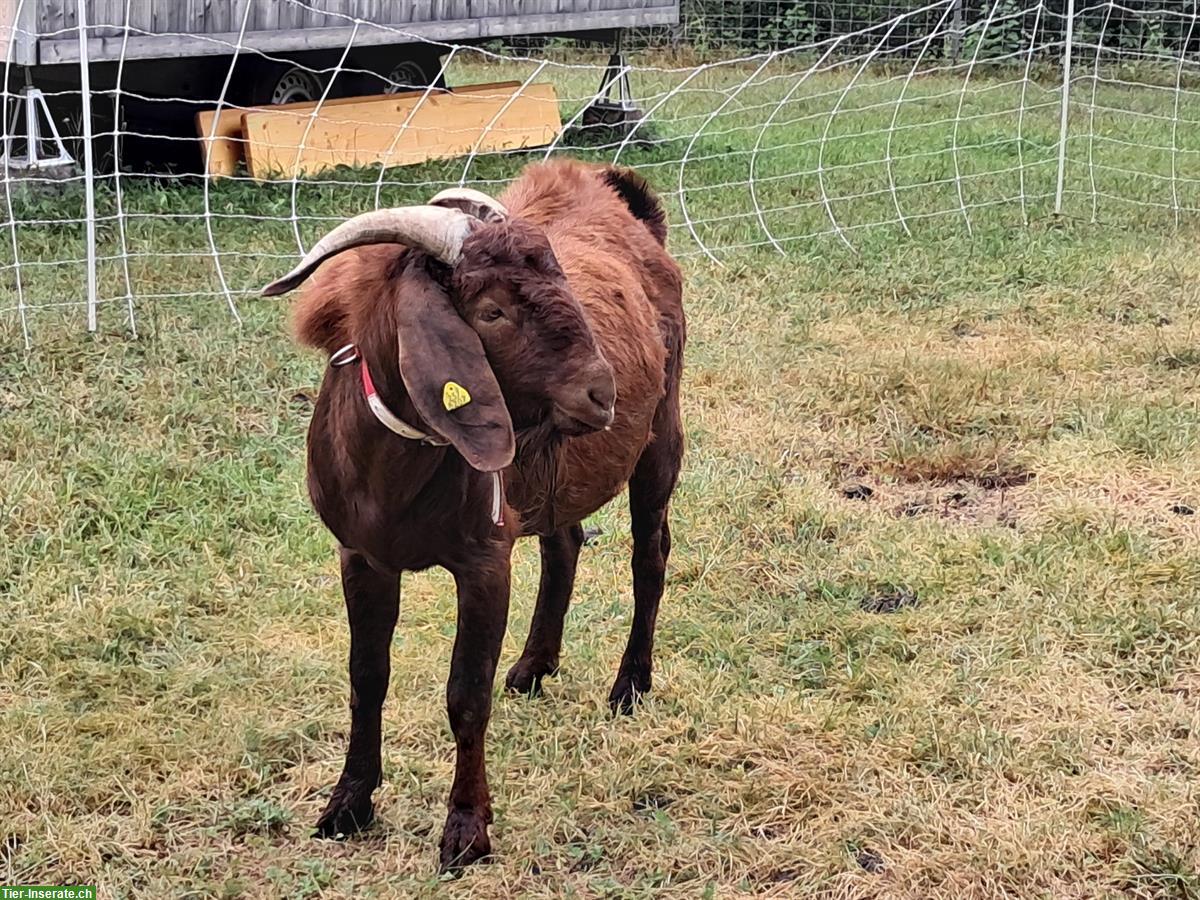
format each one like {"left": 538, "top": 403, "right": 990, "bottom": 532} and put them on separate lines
{"left": 499, "top": 161, "right": 685, "bottom": 529}
{"left": 501, "top": 159, "right": 682, "bottom": 331}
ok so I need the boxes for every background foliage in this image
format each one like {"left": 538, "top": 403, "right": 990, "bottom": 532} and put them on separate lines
{"left": 678, "top": 1, "right": 1200, "bottom": 56}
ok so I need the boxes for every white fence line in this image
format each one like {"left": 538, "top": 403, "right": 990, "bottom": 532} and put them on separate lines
{"left": 75, "top": 0, "right": 98, "bottom": 332}
{"left": 1, "top": 0, "right": 1199, "bottom": 345}
{"left": 1055, "top": 0, "right": 1075, "bottom": 215}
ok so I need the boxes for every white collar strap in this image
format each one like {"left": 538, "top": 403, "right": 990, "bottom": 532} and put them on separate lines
{"left": 358, "top": 354, "right": 448, "bottom": 445}
{"left": 332, "top": 344, "right": 505, "bottom": 526}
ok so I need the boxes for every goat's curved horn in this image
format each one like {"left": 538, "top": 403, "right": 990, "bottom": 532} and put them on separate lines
{"left": 429, "top": 187, "right": 508, "bottom": 223}
{"left": 261, "top": 206, "right": 475, "bottom": 297}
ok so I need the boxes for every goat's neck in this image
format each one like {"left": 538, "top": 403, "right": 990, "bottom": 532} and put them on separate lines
{"left": 319, "top": 349, "right": 450, "bottom": 512}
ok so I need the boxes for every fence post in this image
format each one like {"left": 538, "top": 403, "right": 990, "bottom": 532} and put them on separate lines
{"left": 949, "top": 0, "right": 964, "bottom": 63}
{"left": 1054, "top": 0, "right": 1076, "bottom": 216}
{"left": 76, "top": 0, "right": 98, "bottom": 332}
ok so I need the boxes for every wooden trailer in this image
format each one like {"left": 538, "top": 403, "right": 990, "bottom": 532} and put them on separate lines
{"left": 1, "top": 1, "right": 677, "bottom": 170}
{"left": 2, "top": 2, "right": 678, "bottom": 71}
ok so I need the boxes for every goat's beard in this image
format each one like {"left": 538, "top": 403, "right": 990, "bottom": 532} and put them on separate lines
{"left": 513, "top": 417, "right": 560, "bottom": 456}
{"left": 506, "top": 420, "right": 566, "bottom": 534}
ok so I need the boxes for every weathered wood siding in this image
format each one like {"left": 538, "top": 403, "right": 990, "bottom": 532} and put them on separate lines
{"left": 39, "top": 0, "right": 676, "bottom": 37}
{"left": 0, "top": 1, "right": 40, "bottom": 65}
{"left": 18, "top": 0, "right": 677, "bottom": 63}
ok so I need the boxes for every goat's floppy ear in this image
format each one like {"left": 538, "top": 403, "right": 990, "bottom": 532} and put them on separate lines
{"left": 394, "top": 258, "right": 515, "bottom": 472}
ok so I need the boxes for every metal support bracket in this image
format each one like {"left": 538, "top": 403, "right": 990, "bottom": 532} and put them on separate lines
{"left": 2, "top": 71, "right": 75, "bottom": 171}
{"left": 581, "top": 30, "right": 644, "bottom": 134}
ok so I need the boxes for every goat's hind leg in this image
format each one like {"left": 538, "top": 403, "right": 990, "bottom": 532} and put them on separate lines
{"left": 315, "top": 548, "right": 400, "bottom": 838}
{"left": 505, "top": 523, "right": 584, "bottom": 695}
{"left": 610, "top": 407, "right": 683, "bottom": 715}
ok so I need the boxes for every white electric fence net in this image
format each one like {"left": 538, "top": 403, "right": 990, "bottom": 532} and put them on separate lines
{"left": 2, "top": 0, "right": 1199, "bottom": 344}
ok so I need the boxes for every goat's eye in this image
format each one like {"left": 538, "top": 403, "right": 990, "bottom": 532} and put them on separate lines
{"left": 480, "top": 305, "right": 506, "bottom": 323}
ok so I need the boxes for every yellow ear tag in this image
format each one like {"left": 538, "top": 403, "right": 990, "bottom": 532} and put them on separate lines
{"left": 442, "top": 381, "right": 472, "bottom": 412}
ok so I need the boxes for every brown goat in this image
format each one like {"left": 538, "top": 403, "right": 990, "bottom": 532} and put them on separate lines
{"left": 265, "top": 159, "right": 685, "bottom": 872}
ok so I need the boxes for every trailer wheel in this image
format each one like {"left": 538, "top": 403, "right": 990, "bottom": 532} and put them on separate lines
{"left": 241, "top": 61, "right": 326, "bottom": 106}
{"left": 263, "top": 65, "right": 324, "bottom": 104}
{"left": 381, "top": 59, "right": 436, "bottom": 93}
{"left": 340, "top": 47, "right": 447, "bottom": 97}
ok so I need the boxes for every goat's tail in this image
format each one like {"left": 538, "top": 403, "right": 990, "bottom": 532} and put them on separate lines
{"left": 601, "top": 166, "right": 668, "bottom": 247}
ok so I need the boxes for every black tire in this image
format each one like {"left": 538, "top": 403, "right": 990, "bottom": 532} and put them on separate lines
{"left": 241, "top": 59, "right": 328, "bottom": 106}
{"left": 337, "top": 46, "right": 447, "bottom": 98}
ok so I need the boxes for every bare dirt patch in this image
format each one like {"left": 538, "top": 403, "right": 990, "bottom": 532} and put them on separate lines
{"left": 834, "top": 452, "right": 1033, "bottom": 525}
{"left": 888, "top": 479, "right": 1026, "bottom": 526}
{"left": 861, "top": 587, "right": 920, "bottom": 614}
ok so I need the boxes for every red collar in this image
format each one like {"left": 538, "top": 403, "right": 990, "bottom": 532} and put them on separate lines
{"left": 330, "top": 343, "right": 504, "bottom": 526}
{"left": 359, "top": 357, "right": 445, "bottom": 444}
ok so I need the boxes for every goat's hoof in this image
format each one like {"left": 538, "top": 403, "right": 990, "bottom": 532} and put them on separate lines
{"left": 313, "top": 785, "right": 375, "bottom": 839}
{"left": 504, "top": 657, "right": 558, "bottom": 696}
{"left": 608, "top": 672, "right": 651, "bottom": 715}
{"left": 439, "top": 808, "right": 492, "bottom": 874}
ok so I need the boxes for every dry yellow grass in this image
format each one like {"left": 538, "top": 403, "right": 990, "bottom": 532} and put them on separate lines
{"left": 7, "top": 49, "right": 1200, "bottom": 897}
{"left": 4, "top": 183, "right": 1200, "bottom": 896}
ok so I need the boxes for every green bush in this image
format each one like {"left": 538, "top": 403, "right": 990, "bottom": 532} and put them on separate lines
{"left": 679, "top": 1, "right": 1198, "bottom": 57}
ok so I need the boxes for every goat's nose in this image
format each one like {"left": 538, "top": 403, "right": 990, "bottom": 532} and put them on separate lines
{"left": 554, "top": 364, "right": 616, "bottom": 434}
{"left": 588, "top": 380, "right": 615, "bottom": 414}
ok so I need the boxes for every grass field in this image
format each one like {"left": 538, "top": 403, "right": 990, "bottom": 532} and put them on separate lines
{"left": 3, "top": 57, "right": 1200, "bottom": 898}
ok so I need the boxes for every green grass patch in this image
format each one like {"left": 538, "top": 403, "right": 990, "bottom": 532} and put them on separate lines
{"left": 3, "top": 60, "right": 1200, "bottom": 898}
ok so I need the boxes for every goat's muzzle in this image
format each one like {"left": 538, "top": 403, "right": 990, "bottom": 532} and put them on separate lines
{"left": 551, "top": 361, "right": 617, "bottom": 436}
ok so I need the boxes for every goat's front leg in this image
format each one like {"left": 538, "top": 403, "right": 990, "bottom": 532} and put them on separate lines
{"left": 440, "top": 554, "right": 511, "bottom": 873}
{"left": 315, "top": 548, "right": 399, "bottom": 838}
